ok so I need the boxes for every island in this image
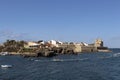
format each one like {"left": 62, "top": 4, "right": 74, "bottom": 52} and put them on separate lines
{"left": 0, "top": 39, "right": 111, "bottom": 57}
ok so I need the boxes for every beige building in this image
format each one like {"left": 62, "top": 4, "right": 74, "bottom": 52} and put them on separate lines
{"left": 24, "top": 42, "right": 40, "bottom": 48}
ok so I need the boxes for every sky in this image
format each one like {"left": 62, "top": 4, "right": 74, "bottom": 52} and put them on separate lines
{"left": 0, "top": 0, "right": 120, "bottom": 48}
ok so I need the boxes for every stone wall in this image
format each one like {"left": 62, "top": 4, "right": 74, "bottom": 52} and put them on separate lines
{"left": 80, "top": 46, "right": 97, "bottom": 52}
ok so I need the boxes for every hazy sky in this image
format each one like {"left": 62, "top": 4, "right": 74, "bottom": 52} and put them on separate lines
{"left": 0, "top": 0, "right": 120, "bottom": 48}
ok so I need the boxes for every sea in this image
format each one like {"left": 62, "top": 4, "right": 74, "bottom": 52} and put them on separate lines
{"left": 0, "top": 48, "right": 120, "bottom": 80}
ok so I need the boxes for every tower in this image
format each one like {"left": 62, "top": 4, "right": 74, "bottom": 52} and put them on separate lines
{"left": 94, "top": 39, "right": 103, "bottom": 47}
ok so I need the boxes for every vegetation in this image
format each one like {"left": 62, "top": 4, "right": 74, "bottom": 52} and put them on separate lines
{"left": 0, "top": 40, "right": 27, "bottom": 52}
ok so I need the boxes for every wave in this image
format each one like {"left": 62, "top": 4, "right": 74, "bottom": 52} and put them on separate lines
{"left": 33, "top": 58, "right": 89, "bottom": 62}
{"left": 60, "top": 58, "right": 89, "bottom": 62}
{"left": 99, "top": 53, "right": 120, "bottom": 59}
{"left": 32, "top": 53, "right": 120, "bottom": 62}
{"left": 112, "top": 53, "right": 120, "bottom": 57}
{"left": 99, "top": 56, "right": 113, "bottom": 59}
{"left": 50, "top": 70, "right": 60, "bottom": 74}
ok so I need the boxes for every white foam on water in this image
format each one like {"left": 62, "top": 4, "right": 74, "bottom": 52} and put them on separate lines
{"left": 33, "top": 58, "right": 89, "bottom": 62}
{"left": 34, "top": 60, "right": 41, "bottom": 61}
{"left": 99, "top": 56, "right": 113, "bottom": 59}
{"left": 63, "top": 58, "right": 89, "bottom": 62}
{"left": 52, "top": 58, "right": 89, "bottom": 62}
{"left": 99, "top": 53, "right": 120, "bottom": 59}
{"left": 112, "top": 53, "right": 120, "bottom": 57}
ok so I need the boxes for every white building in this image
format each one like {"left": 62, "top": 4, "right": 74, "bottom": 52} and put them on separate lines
{"left": 48, "top": 40, "right": 60, "bottom": 47}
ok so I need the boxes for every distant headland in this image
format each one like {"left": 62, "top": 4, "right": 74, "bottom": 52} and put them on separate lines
{"left": 0, "top": 39, "right": 111, "bottom": 57}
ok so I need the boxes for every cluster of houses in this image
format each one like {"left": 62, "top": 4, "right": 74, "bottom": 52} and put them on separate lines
{"left": 24, "top": 39, "right": 110, "bottom": 53}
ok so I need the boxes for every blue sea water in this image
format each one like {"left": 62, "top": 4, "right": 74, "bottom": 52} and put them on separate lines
{"left": 0, "top": 49, "right": 120, "bottom": 80}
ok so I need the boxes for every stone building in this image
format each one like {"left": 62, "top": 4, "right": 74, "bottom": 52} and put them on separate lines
{"left": 94, "top": 39, "right": 103, "bottom": 47}
{"left": 73, "top": 44, "right": 97, "bottom": 53}
{"left": 58, "top": 39, "right": 109, "bottom": 53}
